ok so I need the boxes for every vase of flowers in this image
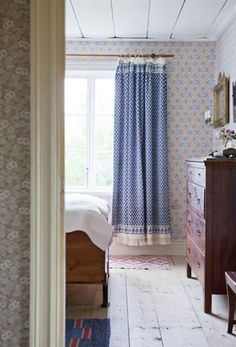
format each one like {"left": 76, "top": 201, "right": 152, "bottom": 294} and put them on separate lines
{"left": 218, "top": 127, "right": 236, "bottom": 148}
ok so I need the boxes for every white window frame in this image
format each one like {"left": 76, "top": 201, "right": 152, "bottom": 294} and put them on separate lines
{"left": 65, "top": 69, "right": 115, "bottom": 193}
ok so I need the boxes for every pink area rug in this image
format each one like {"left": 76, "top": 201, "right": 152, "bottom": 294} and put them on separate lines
{"left": 109, "top": 255, "right": 171, "bottom": 270}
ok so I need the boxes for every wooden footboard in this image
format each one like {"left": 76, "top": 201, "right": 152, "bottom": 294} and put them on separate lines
{"left": 66, "top": 230, "right": 109, "bottom": 307}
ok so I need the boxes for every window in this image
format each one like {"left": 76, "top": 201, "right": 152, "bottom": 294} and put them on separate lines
{"left": 65, "top": 71, "right": 115, "bottom": 191}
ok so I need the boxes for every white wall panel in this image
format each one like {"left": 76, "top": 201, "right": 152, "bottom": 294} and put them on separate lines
{"left": 113, "top": 0, "right": 149, "bottom": 37}
{"left": 71, "top": 0, "right": 114, "bottom": 38}
{"left": 149, "top": 0, "right": 183, "bottom": 39}
{"left": 66, "top": 0, "right": 82, "bottom": 38}
{"left": 173, "top": 0, "right": 225, "bottom": 38}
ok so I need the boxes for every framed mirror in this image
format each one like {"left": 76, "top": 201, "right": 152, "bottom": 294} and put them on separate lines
{"left": 212, "top": 73, "right": 229, "bottom": 128}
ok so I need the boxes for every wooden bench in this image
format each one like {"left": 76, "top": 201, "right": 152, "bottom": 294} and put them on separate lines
{"left": 225, "top": 272, "right": 236, "bottom": 334}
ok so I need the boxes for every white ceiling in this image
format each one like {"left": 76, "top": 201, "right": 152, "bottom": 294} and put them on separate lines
{"left": 66, "top": 0, "right": 236, "bottom": 41}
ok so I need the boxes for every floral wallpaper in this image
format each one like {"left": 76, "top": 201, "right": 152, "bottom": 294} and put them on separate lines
{"left": 0, "top": 0, "right": 30, "bottom": 346}
{"left": 213, "top": 17, "right": 236, "bottom": 150}
{"left": 66, "top": 40, "right": 216, "bottom": 240}
{"left": 216, "top": 17, "right": 236, "bottom": 103}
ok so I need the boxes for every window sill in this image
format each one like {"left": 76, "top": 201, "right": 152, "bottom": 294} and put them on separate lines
{"left": 65, "top": 190, "right": 112, "bottom": 204}
{"left": 65, "top": 189, "right": 112, "bottom": 195}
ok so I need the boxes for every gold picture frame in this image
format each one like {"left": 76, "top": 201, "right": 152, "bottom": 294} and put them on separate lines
{"left": 212, "top": 73, "right": 229, "bottom": 128}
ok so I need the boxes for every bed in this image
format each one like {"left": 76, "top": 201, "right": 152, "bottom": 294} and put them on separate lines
{"left": 65, "top": 194, "right": 113, "bottom": 307}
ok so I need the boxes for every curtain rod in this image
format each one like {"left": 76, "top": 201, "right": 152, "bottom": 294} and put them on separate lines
{"left": 66, "top": 53, "right": 174, "bottom": 58}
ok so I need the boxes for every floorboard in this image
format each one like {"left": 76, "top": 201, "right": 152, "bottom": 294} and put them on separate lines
{"left": 66, "top": 256, "right": 236, "bottom": 347}
{"left": 173, "top": 256, "right": 236, "bottom": 347}
{"left": 126, "top": 270, "right": 163, "bottom": 347}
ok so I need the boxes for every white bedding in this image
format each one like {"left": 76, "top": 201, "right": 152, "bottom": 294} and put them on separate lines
{"left": 64, "top": 193, "right": 113, "bottom": 250}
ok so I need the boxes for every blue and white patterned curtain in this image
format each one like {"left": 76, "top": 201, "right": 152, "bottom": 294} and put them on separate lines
{"left": 112, "top": 59, "right": 171, "bottom": 246}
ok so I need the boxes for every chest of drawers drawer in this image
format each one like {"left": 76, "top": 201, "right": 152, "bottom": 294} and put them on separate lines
{"left": 187, "top": 237, "right": 205, "bottom": 286}
{"left": 187, "top": 182, "right": 205, "bottom": 218}
{"left": 186, "top": 208, "right": 205, "bottom": 253}
{"left": 187, "top": 165, "right": 205, "bottom": 187}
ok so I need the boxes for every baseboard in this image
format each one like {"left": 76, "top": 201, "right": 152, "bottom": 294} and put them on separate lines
{"left": 109, "top": 239, "right": 186, "bottom": 256}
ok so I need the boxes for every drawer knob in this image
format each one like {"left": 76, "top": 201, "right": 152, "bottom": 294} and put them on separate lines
{"left": 197, "top": 198, "right": 200, "bottom": 204}
{"left": 187, "top": 247, "right": 191, "bottom": 254}
{"left": 188, "top": 192, "right": 192, "bottom": 197}
{"left": 197, "top": 261, "right": 201, "bottom": 268}
{"left": 198, "top": 173, "right": 201, "bottom": 177}
{"left": 197, "top": 229, "right": 201, "bottom": 235}
{"left": 188, "top": 219, "right": 191, "bottom": 225}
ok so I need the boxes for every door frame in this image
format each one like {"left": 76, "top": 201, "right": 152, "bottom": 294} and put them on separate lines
{"left": 30, "top": 0, "right": 65, "bottom": 346}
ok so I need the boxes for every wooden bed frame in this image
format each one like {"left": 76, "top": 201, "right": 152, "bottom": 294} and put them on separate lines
{"left": 66, "top": 230, "right": 109, "bottom": 307}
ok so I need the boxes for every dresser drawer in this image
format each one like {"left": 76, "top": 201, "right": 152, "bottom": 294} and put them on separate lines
{"left": 186, "top": 209, "right": 205, "bottom": 253}
{"left": 187, "top": 182, "right": 205, "bottom": 218}
{"left": 187, "top": 237, "right": 205, "bottom": 286}
{"left": 187, "top": 165, "right": 205, "bottom": 187}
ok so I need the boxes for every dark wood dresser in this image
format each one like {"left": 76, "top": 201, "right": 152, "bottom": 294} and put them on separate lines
{"left": 186, "top": 158, "right": 236, "bottom": 313}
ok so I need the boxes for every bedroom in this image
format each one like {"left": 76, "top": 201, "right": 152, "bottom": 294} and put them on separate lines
{"left": 64, "top": 0, "right": 236, "bottom": 346}
{"left": 1, "top": 0, "right": 236, "bottom": 346}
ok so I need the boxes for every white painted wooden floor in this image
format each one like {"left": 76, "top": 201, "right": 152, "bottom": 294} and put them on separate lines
{"left": 66, "top": 256, "right": 236, "bottom": 347}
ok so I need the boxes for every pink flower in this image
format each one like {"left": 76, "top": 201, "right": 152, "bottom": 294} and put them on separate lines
{"left": 218, "top": 127, "right": 236, "bottom": 147}
{"left": 225, "top": 129, "right": 235, "bottom": 139}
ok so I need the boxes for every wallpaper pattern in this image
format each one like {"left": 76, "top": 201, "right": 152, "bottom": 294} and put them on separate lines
{"left": 213, "top": 17, "right": 236, "bottom": 150}
{"left": 0, "top": 1, "right": 30, "bottom": 346}
{"left": 67, "top": 40, "right": 215, "bottom": 240}
{"left": 216, "top": 17, "right": 236, "bottom": 92}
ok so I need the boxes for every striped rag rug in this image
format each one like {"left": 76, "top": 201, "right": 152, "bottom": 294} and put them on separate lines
{"left": 66, "top": 319, "right": 110, "bottom": 347}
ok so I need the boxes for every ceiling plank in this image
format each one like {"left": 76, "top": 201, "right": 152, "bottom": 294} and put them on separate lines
{"left": 66, "top": 0, "right": 82, "bottom": 38}
{"left": 113, "top": 0, "right": 149, "bottom": 37}
{"left": 148, "top": 0, "right": 184, "bottom": 39}
{"left": 173, "top": 0, "right": 226, "bottom": 38}
{"left": 71, "top": 0, "right": 114, "bottom": 38}
{"left": 208, "top": 0, "right": 236, "bottom": 38}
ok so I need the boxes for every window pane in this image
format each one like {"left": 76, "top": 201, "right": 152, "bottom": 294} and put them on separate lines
{"left": 65, "top": 78, "right": 87, "bottom": 114}
{"left": 65, "top": 151, "right": 86, "bottom": 187}
{"left": 94, "top": 92, "right": 114, "bottom": 188}
{"left": 95, "top": 152, "right": 113, "bottom": 187}
{"left": 94, "top": 116, "right": 113, "bottom": 187}
{"left": 65, "top": 115, "right": 86, "bottom": 151}
{"left": 94, "top": 115, "right": 113, "bottom": 152}
{"left": 65, "top": 115, "right": 87, "bottom": 188}
{"left": 95, "top": 78, "right": 115, "bottom": 115}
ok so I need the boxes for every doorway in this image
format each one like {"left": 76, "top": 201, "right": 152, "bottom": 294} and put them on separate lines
{"left": 30, "top": 0, "right": 65, "bottom": 346}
